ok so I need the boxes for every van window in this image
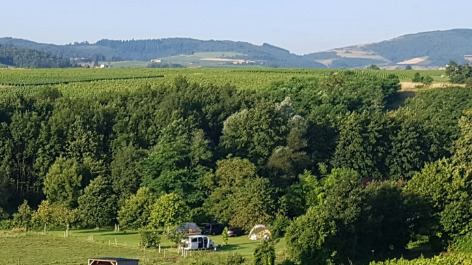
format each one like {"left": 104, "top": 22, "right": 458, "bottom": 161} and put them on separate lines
{"left": 192, "top": 238, "right": 198, "bottom": 243}
{"left": 204, "top": 225, "right": 210, "bottom": 229}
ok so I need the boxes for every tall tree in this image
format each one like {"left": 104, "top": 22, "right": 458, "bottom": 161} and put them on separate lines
{"left": 78, "top": 176, "right": 118, "bottom": 229}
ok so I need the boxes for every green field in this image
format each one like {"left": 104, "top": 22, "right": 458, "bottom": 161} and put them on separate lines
{"left": 0, "top": 230, "right": 285, "bottom": 265}
{"left": 0, "top": 68, "right": 448, "bottom": 98}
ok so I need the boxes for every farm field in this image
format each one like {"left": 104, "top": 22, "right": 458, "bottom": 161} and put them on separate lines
{"left": 0, "top": 68, "right": 448, "bottom": 98}
{"left": 0, "top": 230, "right": 285, "bottom": 265}
{"left": 107, "top": 52, "right": 256, "bottom": 68}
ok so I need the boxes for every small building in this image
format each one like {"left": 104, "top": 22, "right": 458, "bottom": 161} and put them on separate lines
{"left": 88, "top": 257, "right": 139, "bottom": 265}
{"left": 150, "top": 59, "right": 162, "bottom": 63}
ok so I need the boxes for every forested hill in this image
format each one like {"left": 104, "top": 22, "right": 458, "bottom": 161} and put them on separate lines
{"left": 0, "top": 45, "right": 75, "bottom": 68}
{"left": 304, "top": 29, "right": 472, "bottom": 68}
{"left": 0, "top": 37, "right": 326, "bottom": 68}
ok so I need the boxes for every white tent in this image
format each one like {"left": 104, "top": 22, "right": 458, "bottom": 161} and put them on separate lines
{"left": 176, "top": 222, "right": 202, "bottom": 234}
{"left": 248, "top": 224, "right": 271, "bottom": 240}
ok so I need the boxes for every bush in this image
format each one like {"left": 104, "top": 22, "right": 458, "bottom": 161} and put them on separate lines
{"left": 454, "top": 234, "right": 472, "bottom": 253}
{"left": 139, "top": 230, "right": 161, "bottom": 248}
{"left": 270, "top": 215, "right": 291, "bottom": 239}
{"left": 0, "top": 219, "right": 15, "bottom": 230}
{"left": 423, "top": 76, "right": 434, "bottom": 85}
{"left": 166, "top": 229, "right": 186, "bottom": 247}
{"left": 253, "top": 240, "right": 276, "bottom": 265}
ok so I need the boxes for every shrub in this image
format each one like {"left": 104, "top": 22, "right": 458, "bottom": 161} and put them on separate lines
{"left": 270, "top": 215, "right": 291, "bottom": 239}
{"left": 253, "top": 240, "right": 276, "bottom": 265}
{"left": 139, "top": 230, "right": 161, "bottom": 248}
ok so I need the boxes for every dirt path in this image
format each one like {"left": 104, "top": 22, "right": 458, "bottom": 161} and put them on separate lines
{"left": 400, "top": 82, "right": 466, "bottom": 91}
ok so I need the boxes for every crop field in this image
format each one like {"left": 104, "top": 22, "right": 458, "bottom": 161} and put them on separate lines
{"left": 0, "top": 230, "right": 285, "bottom": 265}
{"left": 0, "top": 68, "right": 447, "bottom": 98}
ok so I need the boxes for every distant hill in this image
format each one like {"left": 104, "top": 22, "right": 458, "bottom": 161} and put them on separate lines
{"left": 303, "top": 29, "right": 472, "bottom": 69}
{"left": 0, "top": 45, "right": 75, "bottom": 68}
{"left": 0, "top": 38, "right": 326, "bottom": 68}
{"left": 2, "top": 29, "right": 472, "bottom": 69}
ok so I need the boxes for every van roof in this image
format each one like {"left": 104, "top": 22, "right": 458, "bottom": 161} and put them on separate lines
{"left": 187, "top": 235, "right": 208, "bottom": 238}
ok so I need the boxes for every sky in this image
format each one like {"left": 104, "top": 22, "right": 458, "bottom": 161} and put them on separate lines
{"left": 1, "top": 0, "right": 472, "bottom": 55}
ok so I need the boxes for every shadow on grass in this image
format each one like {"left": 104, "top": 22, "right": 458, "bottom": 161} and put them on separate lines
{"left": 74, "top": 229, "right": 115, "bottom": 234}
{"left": 221, "top": 243, "right": 255, "bottom": 251}
{"left": 101, "top": 232, "right": 139, "bottom": 236}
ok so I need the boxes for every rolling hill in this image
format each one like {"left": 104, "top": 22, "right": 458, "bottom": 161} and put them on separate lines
{"left": 0, "top": 37, "right": 326, "bottom": 68}
{"left": 304, "top": 29, "right": 472, "bottom": 69}
{"left": 1, "top": 29, "right": 472, "bottom": 69}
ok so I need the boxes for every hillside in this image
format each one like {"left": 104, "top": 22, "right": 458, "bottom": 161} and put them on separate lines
{"left": 2, "top": 29, "right": 472, "bottom": 69}
{"left": 0, "top": 37, "right": 326, "bottom": 68}
{"left": 0, "top": 45, "right": 75, "bottom": 68}
{"left": 304, "top": 29, "right": 472, "bottom": 69}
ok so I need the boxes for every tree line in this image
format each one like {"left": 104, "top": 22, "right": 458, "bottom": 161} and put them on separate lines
{"left": 1, "top": 73, "right": 472, "bottom": 264}
{"left": 0, "top": 45, "right": 76, "bottom": 68}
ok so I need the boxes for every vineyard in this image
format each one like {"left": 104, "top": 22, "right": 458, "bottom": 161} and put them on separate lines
{"left": 0, "top": 68, "right": 447, "bottom": 98}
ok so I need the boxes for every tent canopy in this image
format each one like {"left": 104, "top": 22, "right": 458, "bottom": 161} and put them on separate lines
{"left": 248, "top": 224, "right": 271, "bottom": 240}
{"left": 176, "top": 222, "right": 202, "bottom": 233}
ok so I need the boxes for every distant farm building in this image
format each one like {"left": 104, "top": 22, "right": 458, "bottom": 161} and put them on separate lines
{"left": 151, "top": 59, "right": 162, "bottom": 63}
{"left": 88, "top": 257, "right": 139, "bottom": 265}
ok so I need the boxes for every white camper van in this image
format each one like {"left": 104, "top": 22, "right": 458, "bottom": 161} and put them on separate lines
{"left": 181, "top": 235, "right": 217, "bottom": 251}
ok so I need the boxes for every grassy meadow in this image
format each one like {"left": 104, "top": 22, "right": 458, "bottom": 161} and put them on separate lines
{"left": 0, "top": 229, "right": 286, "bottom": 265}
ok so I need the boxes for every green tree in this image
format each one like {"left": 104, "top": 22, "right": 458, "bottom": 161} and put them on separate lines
{"left": 405, "top": 65, "right": 412, "bottom": 70}
{"left": 412, "top": 72, "right": 423, "bottom": 83}
{"left": 283, "top": 170, "right": 324, "bottom": 217}
{"left": 139, "top": 120, "right": 212, "bottom": 208}
{"left": 222, "top": 227, "right": 229, "bottom": 245}
{"left": 220, "top": 100, "right": 288, "bottom": 166}
{"left": 368, "top": 64, "right": 380, "bottom": 70}
{"left": 331, "top": 111, "right": 389, "bottom": 179}
{"left": 253, "top": 240, "right": 276, "bottom": 265}
{"left": 148, "top": 193, "right": 189, "bottom": 229}
{"left": 423, "top": 75, "right": 434, "bottom": 85}
{"left": 31, "top": 200, "right": 55, "bottom": 230}
{"left": 78, "top": 176, "right": 118, "bottom": 229}
{"left": 406, "top": 158, "right": 472, "bottom": 239}
{"left": 43, "top": 157, "right": 82, "bottom": 208}
{"left": 205, "top": 157, "right": 276, "bottom": 230}
{"left": 13, "top": 200, "right": 33, "bottom": 228}
{"left": 117, "top": 187, "right": 154, "bottom": 230}
{"left": 110, "top": 144, "right": 147, "bottom": 200}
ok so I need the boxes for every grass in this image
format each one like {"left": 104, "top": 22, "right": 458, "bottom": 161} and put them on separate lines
{"left": 0, "top": 229, "right": 286, "bottom": 265}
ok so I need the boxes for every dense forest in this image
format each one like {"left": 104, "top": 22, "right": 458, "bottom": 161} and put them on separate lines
{"left": 1, "top": 71, "right": 472, "bottom": 264}
{"left": 0, "top": 45, "right": 75, "bottom": 68}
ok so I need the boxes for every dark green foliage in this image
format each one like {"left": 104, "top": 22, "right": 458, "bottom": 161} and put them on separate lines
{"left": 147, "top": 62, "right": 185, "bottom": 68}
{"left": 412, "top": 72, "right": 423, "bottom": 82}
{"left": 0, "top": 45, "right": 75, "bottom": 68}
{"left": 110, "top": 144, "right": 147, "bottom": 199}
{"left": 446, "top": 61, "right": 472, "bottom": 84}
{"left": 286, "top": 169, "right": 413, "bottom": 264}
{"left": 368, "top": 64, "right": 381, "bottom": 70}
{"left": 331, "top": 111, "right": 390, "bottom": 178}
{"left": 253, "top": 240, "right": 276, "bottom": 265}
{"left": 78, "top": 176, "right": 118, "bottom": 228}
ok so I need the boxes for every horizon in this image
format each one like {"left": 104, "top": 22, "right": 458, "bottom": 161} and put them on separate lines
{"left": 2, "top": 0, "right": 472, "bottom": 55}
{"left": 2, "top": 27, "right": 471, "bottom": 56}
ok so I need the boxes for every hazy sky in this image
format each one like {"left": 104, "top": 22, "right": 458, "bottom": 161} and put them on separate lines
{"left": 2, "top": 0, "right": 472, "bottom": 55}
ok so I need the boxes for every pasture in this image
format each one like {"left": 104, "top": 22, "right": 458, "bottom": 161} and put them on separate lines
{"left": 0, "top": 230, "right": 285, "bottom": 265}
